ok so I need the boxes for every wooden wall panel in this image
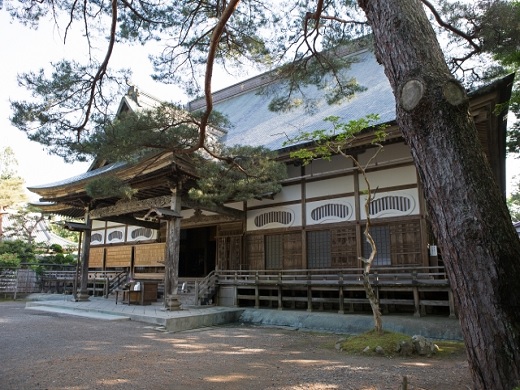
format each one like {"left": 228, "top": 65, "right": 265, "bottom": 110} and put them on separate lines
{"left": 105, "top": 246, "right": 132, "bottom": 268}
{"left": 88, "top": 247, "right": 104, "bottom": 268}
{"left": 283, "top": 232, "right": 302, "bottom": 269}
{"left": 246, "top": 235, "right": 264, "bottom": 270}
{"left": 134, "top": 243, "right": 165, "bottom": 267}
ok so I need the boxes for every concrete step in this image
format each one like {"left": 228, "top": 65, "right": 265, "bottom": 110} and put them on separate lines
{"left": 25, "top": 305, "right": 130, "bottom": 321}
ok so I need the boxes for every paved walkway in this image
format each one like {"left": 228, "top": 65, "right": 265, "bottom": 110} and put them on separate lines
{"left": 24, "top": 293, "right": 463, "bottom": 340}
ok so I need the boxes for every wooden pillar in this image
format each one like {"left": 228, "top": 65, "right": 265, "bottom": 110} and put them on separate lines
{"left": 164, "top": 187, "right": 182, "bottom": 310}
{"left": 77, "top": 212, "right": 92, "bottom": 301}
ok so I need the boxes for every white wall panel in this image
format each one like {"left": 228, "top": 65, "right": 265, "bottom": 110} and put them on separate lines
{"left": 357, "top": 142, "right": 411, "bottom": 165}
{"left": 247, "top": 205, "right": 302, "bottom": 231}
{"left": 359, "top": 188, "right": 419, "bottom": 219}
{"left": 247, "top": 184, "right": 301, "bottom": 207}
{"left": 305, "top": 176, "right": 354, "bottom": 199}
{"left": 105, "top": 227, "right": 126, "bottom": 244}
{"left": 126, "top": 226, "right": 158, "bottom": 242}
{"left": 359, "top": 165, "right": 417, "bottom": 191}
{"left": 306, "top": 197, "right": 355, "bottom": 225}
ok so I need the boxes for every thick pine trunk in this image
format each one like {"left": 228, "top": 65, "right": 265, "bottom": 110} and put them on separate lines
{"left": 358, "top": 0, "right": 520, "bottom": 388}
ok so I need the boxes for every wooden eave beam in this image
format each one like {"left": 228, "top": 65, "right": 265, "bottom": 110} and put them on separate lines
{"left": 97, "top": 215, "right": 161, "bottom": 230}
{"left": 143, "top": 208, "right": 182, "bottom": 221}
{"left": 89, "top": 194, "right": 244, "bottom": 221}
{"left": 89, "top": 195, "right": 172, "bottom": 219}
{"left": 182, "top": 198, "right": 244, "bottom": 220}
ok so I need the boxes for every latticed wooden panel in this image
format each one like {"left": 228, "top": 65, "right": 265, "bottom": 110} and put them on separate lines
{"left": 229, "top": 236, "right": 242, "bottom": 270}
{"left": 105, "top": 246, "right": 132, "bottom": 267}
{"left": 283, "top": 232, "right": 302, "bottom": 269}
{"left": 89, "top": 247, "right": 104, "bottom": 268}
{"left": 246, "top": 235, "right": 264, "bottom": 270}
{"left": 390, "top": 221, "right": 422, "bottom": 265}
{"left": 331, "top": 227, "right": 358, "bottom": 267}
{"left": 217, "top": 237, "right": 227, "bottom": 270}
{"left": 134, "top": 243, "right": 165, "bottom": 266}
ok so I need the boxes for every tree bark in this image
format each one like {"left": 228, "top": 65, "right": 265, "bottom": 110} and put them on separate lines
{"left": 357, "top": 0, "right": 520, "bottom": 388}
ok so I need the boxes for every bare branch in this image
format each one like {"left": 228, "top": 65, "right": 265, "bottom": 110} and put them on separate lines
{"left": 421, "top": 0, "right": 481, "bottom": 53}
{"left": 197, "top": 0, "right": 241, "bottom": 152}
{"left": 72, "top": 0, "right": 118, "bottom": 141}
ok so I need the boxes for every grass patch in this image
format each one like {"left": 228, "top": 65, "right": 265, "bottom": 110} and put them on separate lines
{"left": 339, "top": 330, "right": 466, "bottom": 358}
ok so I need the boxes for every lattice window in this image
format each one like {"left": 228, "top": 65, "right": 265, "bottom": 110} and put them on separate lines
{"left": 390, "top": 221, "right": 422, "bottom": 265}
{"left": 246, "top": 235, "right": 264, "bottom": 270}
{"left": 265, "top": 235, "right": 283, "bottom": 269}
{"left": 311, "top": 203, "right": 350, "bottom": 221}
{"left": 307, "top": 230, "right": 331, "bottom": 269}
{"left": 331, "top": 227, "right": 357, "bottom": 267}
{"left": 91, "top": 233, "right": 103, "bottom": 244}
{"left": 362, "top": 225, "right": 391, "bottom": 266}
{"left": 369, "top": 195, "right": 411, "bottom": 215}
{"left": 254, "top": 211, "right": 293, "bottom": 227}
{"left": 130, "top": 227, "right": 154, "bottom": 240}
{"left": 108, "top": 230, "right": 124, "bottom": 242}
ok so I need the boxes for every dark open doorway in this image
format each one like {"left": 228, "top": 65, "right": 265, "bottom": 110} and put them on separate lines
{"left": 179, "top": 226, "right": 216, "bottom": 278}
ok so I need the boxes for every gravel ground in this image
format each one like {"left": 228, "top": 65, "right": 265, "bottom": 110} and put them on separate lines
{"left": 0, "top": 301, "right": 471, "bottom": 390}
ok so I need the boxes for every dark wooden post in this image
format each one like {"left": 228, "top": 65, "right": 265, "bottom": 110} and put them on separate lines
{"left": 77, "top": 214, "right": 92, "bottom": 301}
{"left": 338, "top": 272, "right": 345, "bottom": 314}
{"left": 164, "top": 187, "right": 182, "bottom": 310}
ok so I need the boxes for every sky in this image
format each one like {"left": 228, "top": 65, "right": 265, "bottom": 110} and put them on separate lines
{"left": 0, "top": 8, "right": 518, "bottom": 202}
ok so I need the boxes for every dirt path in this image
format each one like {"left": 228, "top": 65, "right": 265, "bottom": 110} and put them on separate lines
{"left": 0, "top": 302, "right": 471, "bottom": 389}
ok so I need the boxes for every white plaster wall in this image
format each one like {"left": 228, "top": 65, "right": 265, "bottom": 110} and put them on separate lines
{"left": 105, "top": 226, "right": 126, "bottom": 244}
{"left": 359, "top": 165, "right": 417, "bottom": 191}
{"left": 359, "top": 188, "right": 419, "bottom": 219}
{"left": 90, "top": 230, "right": 105, "bottom": 245}
{"left": 286, "top": 164, "right": 302, "bottom": 179}
{"left": 247, "top": 184, "right": 301, "bottom": 207}
{"left": 126, "top": 226, "right": 158, "bottom": 242}
{"left": 357, "top": 142, "right": 412, "bottom": 166}
{"left": 305, "top": 176, "right": 354, "bottom": 199}
{"left": 306, "top": 197, "right": 355, "bottom": 225}
{"left": 105, "top": 221, "right": 124, "bottom": 228}
{"left": 304, "top": 154, "right": 353, "bottom": 175}
{"left": 247, "top": 205, "right": 302, "bottom": 231}
{"left": 91, "top": 220, "right": 106, "bottom": 229}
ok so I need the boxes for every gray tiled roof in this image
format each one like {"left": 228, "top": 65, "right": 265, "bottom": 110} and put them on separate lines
{"left": 197, "top": 49, "right": 396, "bottom": 151}
{"left": 30, "top": 48, "right": 395, "bottom": 191}
{"left": 27, "top": 161, "right": 126, "bottom": 191}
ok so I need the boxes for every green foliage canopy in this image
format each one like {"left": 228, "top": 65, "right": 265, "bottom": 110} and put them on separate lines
{"left": 189, "top": 145, "right": 287, "bottom": 205}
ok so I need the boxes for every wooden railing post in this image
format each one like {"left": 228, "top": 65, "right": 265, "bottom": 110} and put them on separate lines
{"left": 307, "top": 270, "right": 312, "bottom": 312}
{"left": 254, "top": 272, "right": 259, "bottom": 309}
{"left": 413, "top": 286, "right": 421, "bottom": 317}
{"left": 338, "top": 272, "right": 344, "bottom": 314}
{"left": 277, "top": 272, "right": 283, "bottom": 310}
{"left": 448, "top": 290, "right": 456, "bottom": 318}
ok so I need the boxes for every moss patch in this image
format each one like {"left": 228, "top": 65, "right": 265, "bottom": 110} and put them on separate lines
{"left": 339, "top": 330, "right": 466, "bottom": 358}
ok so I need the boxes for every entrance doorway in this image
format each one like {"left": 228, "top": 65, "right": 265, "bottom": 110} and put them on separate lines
{"left": 179, "top": 226, "right": 216, "bottom": 278}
